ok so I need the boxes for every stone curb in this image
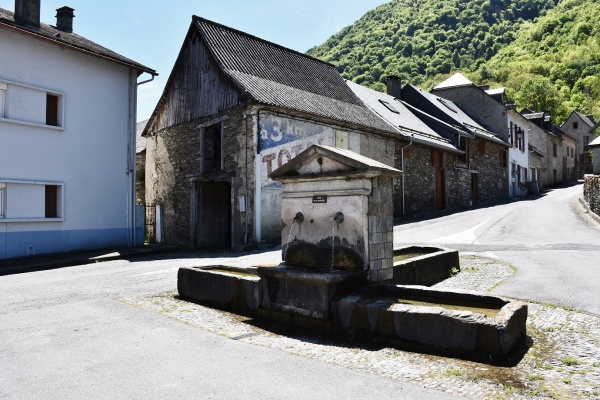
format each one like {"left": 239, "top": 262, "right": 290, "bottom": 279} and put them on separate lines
{"left": 577, "top": 197, "right": 600, "bottom": 225}
{"left": 0, "top": 245, "right": 177, "bottom": 276}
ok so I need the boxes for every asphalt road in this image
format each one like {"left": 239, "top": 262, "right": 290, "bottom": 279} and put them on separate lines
{"left": 394, "top": 183, "right": 600, "bottom": 315}
{"left": 0, "top": 252, "right": 459, "bottom": 400}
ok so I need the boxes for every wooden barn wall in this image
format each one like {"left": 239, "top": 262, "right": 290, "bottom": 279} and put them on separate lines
{"left": 148, "top": 35, "right": 241, "bottom": 132}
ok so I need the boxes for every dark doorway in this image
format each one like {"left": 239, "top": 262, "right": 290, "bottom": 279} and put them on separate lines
{"left": 435, "top": 169, "right": 445, "bottom": 210}
{"left": 195, "top": 181, "right": 231, "bottom": 249}
{"left": 470, "top": 173, "right": 479, "bottom": 206}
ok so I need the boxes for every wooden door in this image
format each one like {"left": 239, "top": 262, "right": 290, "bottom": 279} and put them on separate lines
{"left": 196, "top": 181, "right": 231, "bottom": 249}
{"left": 435, "top": 169, "right": 445, "bottom": 210}
{"left": 470, "top": 173, "right": 479, "bottom": 206}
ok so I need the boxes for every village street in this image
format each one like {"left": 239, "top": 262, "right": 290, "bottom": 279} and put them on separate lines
{"left": 394, "top": 183, "right": 600, "bottom": 315}
{"left": 1, "top": 183, "right": 599, "bottom": 399}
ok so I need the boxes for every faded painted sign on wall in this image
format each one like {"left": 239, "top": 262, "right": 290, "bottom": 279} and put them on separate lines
{"left": 257, "top": 112, "right": 364, "bottom": 242}
{"left": 258, "top": 113, "right": 336, "bottom": 188}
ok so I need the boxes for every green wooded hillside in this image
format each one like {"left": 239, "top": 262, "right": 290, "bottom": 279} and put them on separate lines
{"left": 308, "top": 0, "right": 600, "bottom": 123}
{"left": 475, "top": 0, "right": 600, "bottom": 121}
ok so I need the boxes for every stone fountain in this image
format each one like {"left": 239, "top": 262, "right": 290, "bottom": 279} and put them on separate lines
{"left": 177, "top": 145, "right": 527, "bottom": 361}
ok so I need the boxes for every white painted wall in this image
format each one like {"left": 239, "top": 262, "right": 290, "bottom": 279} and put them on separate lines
{"left": 507, "top": 112, "right": 530, "bottom": 197}
{"left": 0, "top": 27, "right": 136, "bottom": 258}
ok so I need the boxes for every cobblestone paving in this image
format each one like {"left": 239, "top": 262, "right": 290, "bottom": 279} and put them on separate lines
{"left": 122, "top": 255, "right": 600, "bottom": 399}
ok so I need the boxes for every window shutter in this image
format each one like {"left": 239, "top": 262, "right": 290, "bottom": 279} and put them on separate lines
{"left": 0, "top": 88, "right": 5, "bottom": 119}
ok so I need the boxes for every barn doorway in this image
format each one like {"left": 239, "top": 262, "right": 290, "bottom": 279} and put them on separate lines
{"left": 194, "top": 181, "right": 231, "bottom": 249}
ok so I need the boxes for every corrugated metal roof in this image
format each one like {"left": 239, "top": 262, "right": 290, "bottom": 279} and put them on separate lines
{"left": 346, "top": 80, "right": 459, "bottom": 152}
{"left": 405, "top": 85, "right": 507, "bottom": 146}
{"left": 194, "top": 17, "right": 397, "bottom": 134}
{"left": 0, "top": 7, "right": 155, "bottom": 75}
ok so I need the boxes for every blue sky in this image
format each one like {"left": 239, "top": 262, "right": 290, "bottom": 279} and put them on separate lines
{"left": 1, "top": 0, "right": 388, "bottom": 121}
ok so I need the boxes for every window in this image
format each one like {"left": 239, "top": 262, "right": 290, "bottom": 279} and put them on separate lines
{"left": 457, "top": 138, "right": 468, "bottom": 163}
{"left": 379, "top": 100, "right": 400, "bottom": 114}
{"left": 202, "top": 123, "right": 223, "bottom": 173}
{"left": 0, "top": 181, "right": 62, "bottom": 221}
{"left": 45, "top": 185, "right": 59, "bottom": 218}
{"left": 0, "top": 80, "right": 63, "bottom": 128}
{"left": 509, "top": 122, "right": 514, "bottom": 146}
{"left": 437, "top": 97, "right": 458, "bottom": 113}
{"left": 46, "top": 94, "right": 59, "bottom": 126}
{"left": 499, "top": 149, "right": 507, "bottom": 168}
{"left": 517, "top": 165, "right": 522, "bottom": 185}
{"left": 584, "top": 136, "right": 590, "bottom": 147}
{"left": 477, "top": 139, "right": 486, "bottom": 155}
{"left": 553, "top": 143, "right": 557, "bottom": 157}
{"left": 573, "top": 122, "right": 578, "bottom": 129}
{"left": 0, "top": 82, "right": 6, "bottom": 119}
{"left": 0, "top": 182, "right": 5, "bottom": 218}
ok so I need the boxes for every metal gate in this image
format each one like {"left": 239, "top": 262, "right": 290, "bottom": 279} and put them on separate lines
{"left": 145, "top": 204, "right": 156, "bottom": 244}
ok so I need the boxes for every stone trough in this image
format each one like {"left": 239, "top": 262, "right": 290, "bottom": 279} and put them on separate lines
{"left": 392, "top": 246, "right": 460, "bottom": 286}
{"left": 332, "top": 284, "right": 527, "bottom": 359}
{"left": 177, "top": 145, "right": 527, "bottom": 361}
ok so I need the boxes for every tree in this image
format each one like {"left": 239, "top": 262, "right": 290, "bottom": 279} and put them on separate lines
{"left": 515, "top": 78, "right": 561, "bottom": 115}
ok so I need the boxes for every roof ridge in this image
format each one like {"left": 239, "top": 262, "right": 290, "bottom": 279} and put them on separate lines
{"left": 192, "top": 15, "right": 335, "bottom": 68}
{"left": 0, "top": 6, "right": 155, "bottom": 74}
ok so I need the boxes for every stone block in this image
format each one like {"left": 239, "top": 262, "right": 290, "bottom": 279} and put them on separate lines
{"left": 392, "top": 246, "right": 460, "bottom": 286}
{"left": 177, "top": 266, "right": 262, "bottom": 312}
{"left": 376, "top": 244, "right": 385, "bottom": 260}
{"left": 370, "top": 259, "right": 382, "bottom": 271}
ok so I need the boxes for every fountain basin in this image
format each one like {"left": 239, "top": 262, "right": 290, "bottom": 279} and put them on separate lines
{"left": 257, "top": 264, "right": 367, "bottom": 319}
{"left": 177, "top": 266, "right": 263, "bottom": 312}
{"left": 332, "top": 284, "right": 527, "bottom": 359}
{"left": 392, "top": 246, "right": 459, "bottom": 286}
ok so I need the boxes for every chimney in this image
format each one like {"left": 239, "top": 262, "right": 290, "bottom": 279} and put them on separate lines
{"left": 386, "top": 75, "right": 402, "bottom": 99}
{"left": 14, "top": 0, "right": 40, "bottom": 28}
{"left": 56, "top": 6, "right": 74, "bottom": 32}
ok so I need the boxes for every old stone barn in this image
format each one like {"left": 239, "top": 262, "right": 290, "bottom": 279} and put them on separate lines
{"left": 143, "top": 16, "right": 400, "bottom": 249}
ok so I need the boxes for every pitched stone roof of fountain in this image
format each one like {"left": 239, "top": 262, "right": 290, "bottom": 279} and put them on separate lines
{"left": 270, "top": 144, "right": 401, "bottom": 180}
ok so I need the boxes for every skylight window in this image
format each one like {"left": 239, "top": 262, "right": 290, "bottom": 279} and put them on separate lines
{"left": 379, "top": 99, "right": 399, "bottom": 114}
{"left": 437, "top": 97, "right": 458, "bottom": 113}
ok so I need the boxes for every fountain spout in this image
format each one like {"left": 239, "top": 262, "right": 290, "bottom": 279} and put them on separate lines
{"left": 333, "top": 212, "right": 344, "bottom": 224}
{"left": 294, "top": 212, "right": 304, "bottom": 224}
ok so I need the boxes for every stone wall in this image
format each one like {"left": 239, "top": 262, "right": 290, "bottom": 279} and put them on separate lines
{"left": 470, "top": 138, "right": 509, "bottom": 204}
{"left": 145, "top": 105, "right": 253, "bottom": 248}
{"left": 394, "top": 138, "right": 508, "bottom": 218}
{"left": 584, "top": 175, "right": 600, "bottom": 216}
{"left": 394, "top": 142, "right": 437, "bottom": 215}
{"left": 368, "top": 175, "right": 395, "bottom": 282}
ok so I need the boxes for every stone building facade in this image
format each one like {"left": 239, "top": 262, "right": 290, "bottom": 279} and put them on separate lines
{"left": 432, "top": 73, "right": 530, "bottom": 198}
{"left": 561, "top": 111, "right": 599, "bottom": 177}
{"left": 143, "top": 16, "right": 398, "bottom": 250}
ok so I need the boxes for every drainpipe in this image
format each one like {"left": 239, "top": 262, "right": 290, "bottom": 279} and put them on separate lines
{"left": 399, "top": 139, "right": 412, "bottom": 215}
{"left": 255, "top": 109, "right": 262, "bottom": 243}
{"left": 244, "top": 112, "right": 249, "bottom": 244}
{"left": 127, "top": 72, "right": 155, "bottom": 247}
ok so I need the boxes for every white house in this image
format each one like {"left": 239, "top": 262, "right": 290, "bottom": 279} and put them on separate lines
{"left": 0, "top": 0, "right": 156, "bottom": 259}
{"left": 432, "top": 73, "right": 531, "bottom": 197}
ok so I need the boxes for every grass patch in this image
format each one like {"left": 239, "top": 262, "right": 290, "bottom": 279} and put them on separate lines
{"left": 561, "top": 357, "right": 580, "bottom": 366}
{"left": 463, "top": 267, "right": 480, "bottom": 273}
{"left": 527, "top": 374, "right": 544, "bottom": 381}
{"left": 562, "top": 375, "right": 572, "bottom": 384}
